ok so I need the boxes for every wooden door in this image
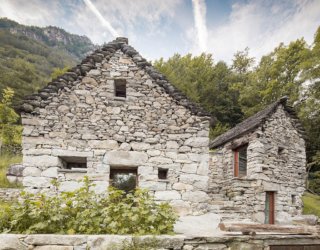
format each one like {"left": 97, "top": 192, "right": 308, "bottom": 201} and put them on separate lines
{"left": 265, "top": 191, "right": 275, "bottom": 224}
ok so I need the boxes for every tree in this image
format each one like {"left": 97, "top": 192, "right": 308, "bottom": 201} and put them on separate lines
{"left": 232, "top": 47, "right": 255, "bottom": 75}
{"left": 0, "top": 87, "right": 22, "bottom": 152}
{"left": 154, "top": 54, "right": 243, "bottom": 136}
{"left": 235, "top": 39, "right": 310, "bottom": 117}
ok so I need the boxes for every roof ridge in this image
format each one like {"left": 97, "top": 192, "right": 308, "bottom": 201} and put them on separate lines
{"left": 20, "top": 37, "right": 210, "bottom": 117}
{"left": 209, "top": 97, "right": 305, "bottom": 149}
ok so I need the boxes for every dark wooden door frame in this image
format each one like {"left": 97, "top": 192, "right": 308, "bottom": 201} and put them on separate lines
{"left": 266, "top": 191, "right": 275, "bottom": 224}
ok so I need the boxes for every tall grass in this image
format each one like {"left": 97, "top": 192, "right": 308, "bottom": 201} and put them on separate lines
{"left": 0, "top": 153, "right": 22, "bottom": 188}
{"left": 302, "top": 192, "right": 320, "bottom": 217}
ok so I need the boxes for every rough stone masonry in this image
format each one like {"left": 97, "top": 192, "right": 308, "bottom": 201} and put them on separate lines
{"left": 20, "top": 37, "right": 211, "bottom": 217}
{"left": 19, "top": 37, "right": 309, "bottom": 226}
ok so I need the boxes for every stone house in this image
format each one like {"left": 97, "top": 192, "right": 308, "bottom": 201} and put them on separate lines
{"left": 19, "top": 37, "right": 306, "bottom": 227}
{"left": 209, "top": 97, "right": 306, "bottom": 225}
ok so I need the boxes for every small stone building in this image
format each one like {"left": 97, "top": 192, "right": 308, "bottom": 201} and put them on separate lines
{"left": 20, "top": 37, "right": 306, "bottom": 226}
{"left": 209, "top": 97, "right": 306, "bottom": 224}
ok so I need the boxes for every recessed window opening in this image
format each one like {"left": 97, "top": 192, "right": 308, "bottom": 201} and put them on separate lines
{"left": 114, "top": 79, "right": 126, "bottom": 98}
{"left": 59, "top": 156, "right": 87, "bottom": 170}
{"left": 110, "top": 167, "right": 137, "bottom": 193}
{"left": 158, "top": 168, "right": 168, "bottom": 180}
{"left": 278, "top": 147, "right": 285, "bottom": 155}
{"left": 233, "top": 144, "right": 248, "bottom": 177}
{"left": 291, "top": 195, "right": 296, "bottom": 205}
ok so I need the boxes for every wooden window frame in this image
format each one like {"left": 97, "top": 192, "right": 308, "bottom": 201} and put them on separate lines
{"left": 233, "top": 144, "right": 248, "bottom": 177}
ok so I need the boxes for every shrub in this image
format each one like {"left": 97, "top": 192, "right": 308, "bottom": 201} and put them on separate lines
{"left": 0, "top": 87, "right": 22, "bottom": 150}
{"left": 0, "top": 177, "right": 177, "bottom": 234}
{"left": 0, "top": 153, "right": 22, "bottom": 188}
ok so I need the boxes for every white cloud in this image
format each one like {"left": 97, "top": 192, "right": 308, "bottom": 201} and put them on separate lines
{"left": 191, "top": 0, "right": 208, "bottom": 53}
{"left": 83, "top": 0, "right": 120, "bottom": 37}
{"left": 0, "top": 0, "right": 61, "bottom": 27}
{"left": 1, "top": 0, "right": 319, "bottom": 64}
{"left": 206, "top": 0, "right": 320, "bottom": 63}
{"left": 0, "top": 0, "right": 183, "bottom": 45}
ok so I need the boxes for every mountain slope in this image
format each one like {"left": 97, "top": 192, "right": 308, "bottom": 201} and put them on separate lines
{"left": 0, "top": 18, "right": 95, "bottom": 60}
{"left": 0, "top": 18, "right": 96, "bottom": 104}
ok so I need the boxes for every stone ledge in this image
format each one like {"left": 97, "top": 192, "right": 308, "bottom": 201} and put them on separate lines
{"left": 58, "top": 169, "right": 87, "bottom": 173}
{"left": 0, "top": 234, "right": 319, "bottom": 250}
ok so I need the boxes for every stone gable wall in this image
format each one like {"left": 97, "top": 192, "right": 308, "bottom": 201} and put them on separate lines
{"left": 21, "top": 50, "right": 210, "bottom": 216}
{"left": 209, "top": 105, "right": 306, "bottom": 223}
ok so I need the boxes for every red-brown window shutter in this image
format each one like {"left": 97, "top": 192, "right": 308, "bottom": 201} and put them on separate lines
{"left": 234, "top": 150, "right": 239, "bottom": 177}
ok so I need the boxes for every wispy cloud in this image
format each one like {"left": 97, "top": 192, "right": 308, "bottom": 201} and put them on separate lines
{"left": 82, "top": 0, "right": 119, "bottom": 38}
{"left": 191, "top": 0, "right": 208, "bottom": 52}
{"left": 206, "top": 0, "right": 320, "bottom": 63}
{"left": 0, "top": 0, "right": 319, "bottom": 63}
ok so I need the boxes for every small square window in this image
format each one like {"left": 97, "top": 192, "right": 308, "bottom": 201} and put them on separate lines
{"left": 233, "top": 144, "right": 248, "bottom": 177}
{"left": 110, "top": 168, "right": 137, "bottom": 192}
{"left": 114, "top": 79, "right": 126, "bottom": 98}
{"left": 278, "top": 147, "right": 285, "bottom": 155}
{"left": 158, "top": 168, "right": 168, "bottom": 180}
{"left": 60, "top": 156, "right": 87, "bottom": 170}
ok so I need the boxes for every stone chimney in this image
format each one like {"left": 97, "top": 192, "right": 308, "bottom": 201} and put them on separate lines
{"left": 115, "top": 37, "right": 128, "bottom": 44}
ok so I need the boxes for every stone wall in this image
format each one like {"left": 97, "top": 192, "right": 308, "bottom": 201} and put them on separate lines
{"left": 0, "top": 188, "right": 20, "bottom": 201}
{"left": 0, "top": 234, "right": 319, "bottom": 250}
{"left": 21, "top": 49, "right": 210, "bottom": 216}
{"left": 209, "top": 105, "right": 306, "bottom": 224}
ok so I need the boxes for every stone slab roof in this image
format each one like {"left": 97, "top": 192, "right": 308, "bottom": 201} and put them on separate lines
{"left": 19, "top": 37, "right": 210, "bottom": 117}
{"left": 210, "top": 97, "right": 305, "bottom": 149}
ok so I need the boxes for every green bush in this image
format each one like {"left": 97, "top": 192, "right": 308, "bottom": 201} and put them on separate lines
{"left": 0, "top": 177, "right": 177, "bottom": 234}
{"left": 0, "top": 153, "right": 22, "bottom": 188}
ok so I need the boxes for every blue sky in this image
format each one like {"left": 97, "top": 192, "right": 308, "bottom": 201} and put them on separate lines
{"left": 0, "top": 0, "right": 319, "bottom": 63}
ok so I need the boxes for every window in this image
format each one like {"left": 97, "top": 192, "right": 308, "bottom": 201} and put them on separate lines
{"left": 278, "top": 146, "right": 285, "bottom": 155}
{"left": 233, "top": 144, "right": 248, "bottom": 177}
{"left": 158, "top": 168, "right": 168, "bottom": 180}
{"left": 114, "top": 79, "right": 126, "bottom": 98}
{"left": 291, "top": 195, "right": 296, "bottom": 205}
{"left": 110, "top": 168, "right": 137, "bottom": 192}
{"left": 265, "top": 191, "right": 275, "bottom": 224}
{"left": 59, "top": 156, "right": 87, "bottom": 170}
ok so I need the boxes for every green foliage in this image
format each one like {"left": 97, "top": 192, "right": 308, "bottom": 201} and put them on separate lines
{"left": 0, "top": 153, "right": 22, "bottom": 188}
{"left": 154, "top": 54, "right": 243, "bottom": 131}
{"left": 0, "top": 177, "right": 177, "bottom": 234}
{"left": 51, "top": 66, "right": 70, "bottom": 80}
{"left": 309, "top": 171, "right": 320, "bottom": 194}
{"left": 234, "top": 39, "right": 310, "bottom": 117}
{"left": 232, "top": 47, "right": 255, "bottom": 74}
{"left": 209, "top": 122, "right": 229, "bottom": 139}
{"left": 0, "top": 88, "right": 22, "bottom": 148}
{"left": 302, "top": 192, "right": 320, "bottom": 217}
{"left": 0, "top": 18, "right": 95, "bottom": 104}
{"left": 0, "top": 199, "right": 13, "bottom": 230}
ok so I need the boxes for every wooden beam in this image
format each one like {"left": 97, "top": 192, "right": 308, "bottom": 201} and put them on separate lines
{"left": 219, "top": 223, "right": 317, "bottom": 235}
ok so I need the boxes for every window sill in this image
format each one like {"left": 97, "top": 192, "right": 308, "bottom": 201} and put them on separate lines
{"left": 113, "top": 97, "right": 126, "bottom": 101}
{"left": 58, "top": 169, "right": 87, "bottom": 173}
{"left": 231, "top": 177, "right": 256, "bottom": 181}
{"left": 158, "top": 179, "right": 170, "bottom": 183}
